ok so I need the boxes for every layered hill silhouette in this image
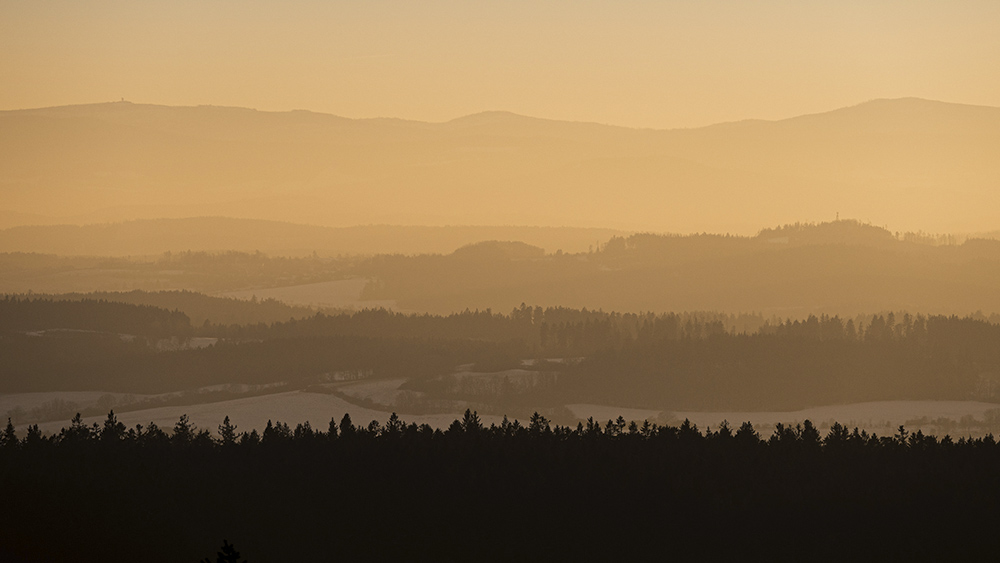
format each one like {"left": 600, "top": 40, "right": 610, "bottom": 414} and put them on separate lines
{"left": 357, "top": 220, "right": 1000, "bottom": 316}
{"left": 5, "top": 220, "right": 1000, "bottom": 317}
{"left": 0, "top": 218, "right": 621, "bottom": 256}
{"left": 3, "top": 98, "right": 999, "bottom": 233}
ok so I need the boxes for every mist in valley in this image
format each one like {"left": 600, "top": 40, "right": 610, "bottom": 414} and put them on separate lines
{"left": 4, "top": 1, "right": 1000, "bottom": 561}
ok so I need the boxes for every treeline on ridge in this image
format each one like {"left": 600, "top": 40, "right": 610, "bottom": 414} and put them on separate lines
{"left": 3, "top": 410, "right": 1000, "bottom": 561}
{"left": 358, "top": 221, "right": 1000, "bottom": 313}
{"left": 5, "top": 290, "right": 322, "bottom": 326}
{"left": 0, "top": 295, "right": 191, "bottom": 337}
{"left": 4, "top": 296, "right": 1000, "bottom": 411}
{"left": 0, "top": 333, "right": 526, "bottom": 394}
{"left": 7, "top": 220, "right": 1000, "bottom": 315}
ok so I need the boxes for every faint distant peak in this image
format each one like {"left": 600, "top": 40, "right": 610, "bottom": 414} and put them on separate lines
{"left": 2, "top": 100, "right": 251, "bottom": 116}
{"left": 446, "top": 110, "right": 542, "bottom": 125}
{"left": 852, "top": 96, "right": 1000, "bottom": 109}
{"left": 854, "top": 96, "right": 939, "bottom": 106}
{"left": 692, "top": 97, "right": 1000, "bottom": 131}
{"left": 444, "top": 111, "right": 638, "bottom": 137}
{"left": 778, "top": 96, "right": 1000, "bottom": 124}
{"left": 451, "top": 240, "right": 545, "bottom": 260}
{"left": 833, "top": 96, "right": 973, "bottom": 114}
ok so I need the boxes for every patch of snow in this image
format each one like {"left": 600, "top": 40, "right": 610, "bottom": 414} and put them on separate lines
{"left": 154, "top": 336, "right": 218, "bottom": 351}
{"left": 570, "top": 400, "right": 1000, "bottom": 436}
{"left": 221, "top": 278, "right": 396, "bottom": 310}
{"left": 20, "top": 391, "right": 506, "bottom": 435}
{"left": 338, "top": 378, "right": 409, "bottom": 406}
{"left": 672, "top": 400, "right": 1000, "bottom": 434}
{"left": 565, "top": 404, "right": 664, "bottom": 425}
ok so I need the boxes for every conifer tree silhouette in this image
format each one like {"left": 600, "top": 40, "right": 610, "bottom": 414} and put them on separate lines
{"left": 218, "top": 416, "right": 238, "bottom": 445}
{"left": 1, "top": 418, "right": 17, "bottom": 449}
{"left": 200, "top": 539, "right": 246, "bottom": 563}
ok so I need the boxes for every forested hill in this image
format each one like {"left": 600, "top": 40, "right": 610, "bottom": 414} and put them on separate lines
{"left": 11, "top": 290, "right": 319, "bottom": 326}
{"left": 4, "top": 220, "right": 999, "bottom": 317}
{"left": 4, "top": 410, "right": 1000, "bottom": 561}
{"left": 360, "top": 220, "right": 1000, "bottom": 315}
{"left": 0, "top": 296, "right": 191, "bottom": 337}
{"left": 5, "top": 297, "right": 1000, "bottom": 412}
{"left": 0, "top": 218, "right": 623, "bottom": 256}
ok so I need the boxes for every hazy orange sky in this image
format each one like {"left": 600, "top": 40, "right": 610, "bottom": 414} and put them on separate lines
{"left": 3, "top": 1, "right": 1000, "bottom": 128}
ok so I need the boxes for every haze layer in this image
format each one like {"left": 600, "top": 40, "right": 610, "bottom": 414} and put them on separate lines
{"left": 5, "top": 1, "right": 1000, "bottom": 129}
{"left": 2, "top": 98, "right": 999, "bottom": 234}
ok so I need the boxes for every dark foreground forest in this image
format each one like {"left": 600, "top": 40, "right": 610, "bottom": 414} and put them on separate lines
{"left": 3, "top": 411, "right": 1000, "bottom": 562}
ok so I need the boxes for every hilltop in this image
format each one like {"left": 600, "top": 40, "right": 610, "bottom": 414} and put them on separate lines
{"left": 0, "top": 218, "right": 621, "bottom": 257}
{"left": 2, "top": 98, "right": 999, "bottom": 233}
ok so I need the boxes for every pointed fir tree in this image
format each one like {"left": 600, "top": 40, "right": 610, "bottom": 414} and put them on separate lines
{"left": 218, "top": 416, "right": 238, "bottom": 446}
{"left": 1, "top": 418, "right": 17, "bottom": 450}
{"left": 200, "top": 539, "right": 246, "bottom": 563}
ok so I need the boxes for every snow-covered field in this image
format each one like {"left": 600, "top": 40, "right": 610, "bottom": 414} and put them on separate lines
{"left": 16, "top": 390, "right": 506, "bottom": 436}
{"left": 11, "top": 387, "right": 1000, "bottom": 439}
{"left": 222, "top": 278, "right": 396, "bottom": 310}
{"left": 452, "top": 368, "right": 543, "bottom": 380}
{"left": 153, "top": 336, "right": 218, "bottom": 351}
{"left": 337, "top": 378, "right": 412, "bottom": 406}
{"left": 2, "top": 384, "right": 286, "bottom": 425}
{"left": 1, "top": 391, "right": 148, "bottom": 419}
{"left": 569, "top": 400, "right": 1000, "bottom": 436}
{"left": 565, "top": 404, "right": 664, "bottom": 425}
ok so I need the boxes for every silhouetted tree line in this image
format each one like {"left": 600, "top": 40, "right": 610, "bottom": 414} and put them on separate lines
{"left": 560, "top": 313, "right": 1000, "bottom": 410}
{"left": 14, "top": 290, "right": 320, "bottom": 326}
{"left": 6, "top": 296, "right": 1000, "bottom": 409}
{"left": 1, "top": 294, "right": 765, "bottom": 344}
{"left": 356, "top": 222, "right": 1000, "bottom": 314}
{"left": 156, "top": 250, "right": 352, "bottom": 288}
{"left": 0, "top": 334, "right": 528, "bottom": 393}
{"left": 10, "top": 221, "right": 1000, "bottom": 315}
{"left": 208, "top": 305, "right": 769, "bottom": 350}
{"left": 0, "top": 295, "right": 191, "bottom": 337}
{"left": 4, "top": 410, "right": 1000, "bottom": 561}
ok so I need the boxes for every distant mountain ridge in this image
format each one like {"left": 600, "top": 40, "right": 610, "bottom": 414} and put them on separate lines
{"left": 2, "top": 98, "right": 998, "bottom": 234}
{"left": 0, "top": 218, "right": 622, "bottom": 256}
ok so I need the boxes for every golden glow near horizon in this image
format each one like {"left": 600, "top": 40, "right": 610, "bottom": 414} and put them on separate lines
{"left": 3, "top": 1, "right": 1000, "bottom": 237}
{"left": 2, "top": 1, "right": 1000, "bottom": 129}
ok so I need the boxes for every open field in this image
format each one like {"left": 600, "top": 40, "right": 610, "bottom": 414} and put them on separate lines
{"left": 1, "top": 391, "right": 147, "bottom": 420}
{"left": 12, "top": 388, "right": 1000, "bottom": 439}
{"left": 14, "top": 390, "right": 507, "bottom": 436}
{"left": 678, "top": 400, "right": 1000, "bottom": 435}
{"left": 569, "top": 400, "right": 1000, "bottom": 437}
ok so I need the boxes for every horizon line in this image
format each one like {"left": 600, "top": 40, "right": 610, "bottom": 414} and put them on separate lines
{"left": 3, "top": 96, "right": 995, "bottom": 132}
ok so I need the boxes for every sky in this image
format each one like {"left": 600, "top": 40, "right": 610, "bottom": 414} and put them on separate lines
{"left": 3, "top": 1, "right": 1000, "bottom": 128}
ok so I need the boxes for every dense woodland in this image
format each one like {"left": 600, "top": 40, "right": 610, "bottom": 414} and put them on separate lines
{"left": 3, "top": 410, "right": 1000, "bottom": 561}
{"left": 359, "top": 223, "right": 1000, "bottom": 314}
{"left": 4, "top": 296, "right": 1000, "bottom": 413}
{"left": 7, "top": 290, "right": 321, "bottom": 326}
{"left": 5, "top": 221, "right": 1000, "bottom": 561}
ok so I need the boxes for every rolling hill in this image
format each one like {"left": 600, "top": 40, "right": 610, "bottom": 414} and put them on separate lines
{"left": 0, "top": 218, "right": 622, "bottom": 256}
{"left": 2, "top": 98, "right": 998, "bottom": 234}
